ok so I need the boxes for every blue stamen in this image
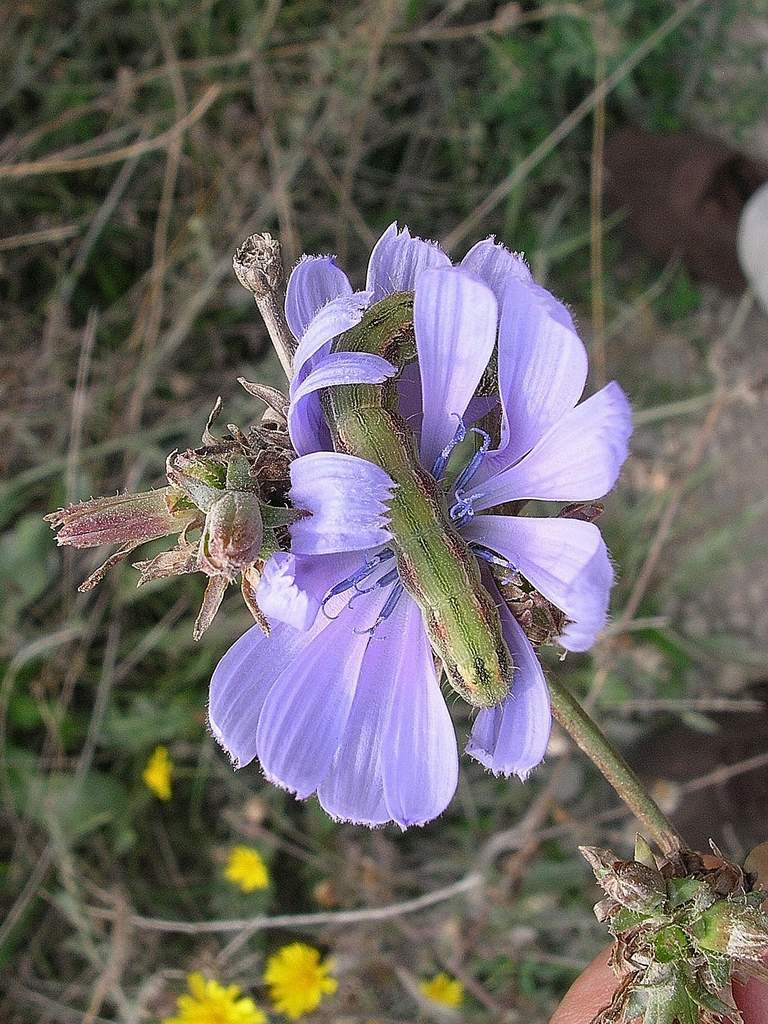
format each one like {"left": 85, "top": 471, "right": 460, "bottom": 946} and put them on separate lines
{"left": 449, "top": 495, "right": 476, "bottom": 527}
{"left": 349, "top": 566, "right": 400, "bottom": 602}
{"left": 320, "top": 548, "right": 394, "bottom": 618}
{"left": 352, "top": 549, "right": 396, "bottom": 592}
{"left": 447, "top": 428, "right": 491, "bottom": 525}
{"left": 470, "top": 543, "right": 514, "bottom": 571}
{"left": 355, "top": 583, "right": 405, "bottom": 635}
{"left": 453, "top": 427, "right": 491, "bottom": 493}
{"left": 431, "top": 415, "right": 466, "bottom": 479}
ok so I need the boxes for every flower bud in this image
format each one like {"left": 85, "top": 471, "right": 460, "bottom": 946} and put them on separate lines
{"left": 45, "top": 487, "right": 197, "bottom": 548}
{"left": 199, "top": 491, "right": 264, "bottom": 579}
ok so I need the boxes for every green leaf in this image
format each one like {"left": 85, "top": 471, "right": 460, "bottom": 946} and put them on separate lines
{"left": 701, "top": 950, "right": 733, "bottom": 993}
{"left": 685, "top": 980, "right": 739, "bottom": 1019}
{"left": 612, "top": 908, "right": 656, "bottom": 932}
{"left": 261, "top": 505, "right": 306, "bottom": 529}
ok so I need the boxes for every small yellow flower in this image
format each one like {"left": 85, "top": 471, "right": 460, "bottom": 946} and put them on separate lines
{"left": 143, "top": 745, "right": 172, "bottom": 801}
{"left": 224, "top": 845, "right": 270, "bottom": 893}
{"left": 264, "top": 942, "right": 337, "bottom": 1019}
{"left": 163, "top": 972, "right": 266, "bottom": 1024}
{"left": 419, "top": 973, "right": 464, "bottom": 1008}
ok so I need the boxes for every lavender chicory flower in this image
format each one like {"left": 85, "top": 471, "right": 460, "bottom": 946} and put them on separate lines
{"left": 208, "top": 224, "right": 632, "bottom": 828}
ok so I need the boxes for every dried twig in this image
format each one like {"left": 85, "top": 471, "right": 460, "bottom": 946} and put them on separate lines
{"left": 0, "top": 86, "right": 220, "bottom": 179}
{"left": 681, "top": 751, "right": 768, "bottom": 795}
{"left": 120, "top": 872, "right": 483, "bottom": 936}
{"left": 65, "top": 311, "right": 99, "bottom": 505}
{"left": 0, "top": 224, "right": 80, "bottom": 252}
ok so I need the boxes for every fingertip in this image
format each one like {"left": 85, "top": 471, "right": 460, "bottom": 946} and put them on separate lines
{"left": 550, "top": 948, "right": 621, "bottom": 1024}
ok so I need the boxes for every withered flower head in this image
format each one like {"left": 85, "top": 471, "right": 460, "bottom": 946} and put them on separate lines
{"left": 45, "top": 487, "right": 199, "bottom": 591}
{"left": 232, "top": 232, "right": 284, "bottom": 298}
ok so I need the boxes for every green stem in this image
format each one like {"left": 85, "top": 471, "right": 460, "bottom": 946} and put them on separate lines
{"left": 548, "top": 677, "right": 684, "bottom": 858}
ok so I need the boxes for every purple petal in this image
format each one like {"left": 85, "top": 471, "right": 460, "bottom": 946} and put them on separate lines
{"left": 462, "top": 515, "right": 613, "bottom": 651}
{"left": 471, "top": 382, "right": 632, "bottom": 508}
{"left": 285, "top": 255, "right": 352, "bottom": 341}
{"left": 288, "top": 351, "right": 396, "bottom": 455}
{"left": 289, "top": 451, "right": 395, "bottom": 554}
{"left": 208, "top": 622, "right": 314, "bottom": 769}
{"left": 488, "top": 279, "right": 588, "bottom": 470}
{"left": 466, "top": 596, "right": 551, "bottom": 778}
{"left": 315, "top": 599, "right": 419, "bottom": 826}
{"left": 460, "top": 236, "right": 531, "bottom": 305}
{"left": 415, "top": 267, "right": 498, "bottom": 470}
{"left": 379, "top": 598, "right": 458, "bottom": 828}
{"left": 366, "top": 222, "right": 451, "bottom": 301}
{"left": 257, "top": 551, "right": 360, "bottom": 631}
{"left": 560, "top": 543, "right": 615, "bottom": 652}
{"left": 292, "top": 290, "right": 372, "bottom": 384}
{"left": 255, "top": 596, "right": 380, "bottom": 798}
{"left": 316, "top": 657, "right": 391, "bottom": 825}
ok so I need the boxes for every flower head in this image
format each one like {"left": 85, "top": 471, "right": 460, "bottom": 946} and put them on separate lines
{"left": 224, "top": 845, "right": 269, "bottom": 893}
{"left": 264, "top": 942, "right": 337, "bottom": 1019}
{"left": 419, "top": 973, "right": 464, "bottom": 1007}
{"left": 143, "top": 745, "right": 173, "bottom": 801}
{"left": 209, "top": 223, "right": 632, "bottom": 829}
{"left": 163, "top": 972, "right": 266, "bottom": 1024}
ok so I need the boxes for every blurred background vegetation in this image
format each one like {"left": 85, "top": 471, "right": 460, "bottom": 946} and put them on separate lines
{"left": 2, "top": 1, "right": 767, "bottom": 1020}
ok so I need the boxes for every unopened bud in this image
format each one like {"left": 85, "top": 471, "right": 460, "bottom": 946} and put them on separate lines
{"left": 199, "top": 491, "right": 263, "bottom": 579}
{"left": 45, "top": 487, "right": 197, "bottom": 548}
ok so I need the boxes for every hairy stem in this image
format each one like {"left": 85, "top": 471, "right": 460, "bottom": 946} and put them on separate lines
{"left": 548, "top": 676, "right": 684, "bottom": 857}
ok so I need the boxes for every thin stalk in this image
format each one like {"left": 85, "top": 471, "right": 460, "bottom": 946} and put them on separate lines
{"left": 548, "top": 677, "right": 684, "bottom": 857}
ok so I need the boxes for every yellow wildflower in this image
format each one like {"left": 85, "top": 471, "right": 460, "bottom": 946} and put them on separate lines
{"left": 419, "top": 973, "right": 464, "bottom": 1008}
{"left": 143, "top": 745, "right": 172, "bottom": 801}
{"left": 163, "top": 972, "right": 266, "bottom": 1024}
{"left": 264, "top": 943, "right": 337, "bottom": 1019}
{"left": 224, "top": 845, "right": 270, "bottom": 893}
